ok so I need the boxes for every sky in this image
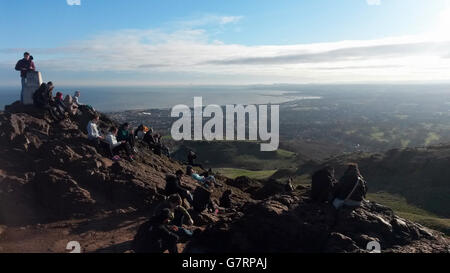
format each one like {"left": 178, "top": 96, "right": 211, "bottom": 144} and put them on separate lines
{"left": 0, "top": 0, "right": 450, "bottom": 86}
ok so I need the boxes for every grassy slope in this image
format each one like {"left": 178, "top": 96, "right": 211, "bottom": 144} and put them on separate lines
{"left": 368, "top": 192, "right": 450, "bottom": 235}
{"left": 217, "top": 168, "right": 277, "bottom": 180}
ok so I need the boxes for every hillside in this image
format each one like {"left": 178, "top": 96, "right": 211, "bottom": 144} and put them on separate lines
{"left": 0, "top": 101, "right": 448, "bottom": 253}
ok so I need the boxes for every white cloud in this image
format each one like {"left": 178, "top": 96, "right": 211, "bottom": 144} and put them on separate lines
{"left": 3, "top": 13, "right": 450, "bottom": 85}
{"left": 366, "top": 0, "right": 381, "bottom": 6}
{"left": 66, "top": 0, "right": 81, "bottom": 6}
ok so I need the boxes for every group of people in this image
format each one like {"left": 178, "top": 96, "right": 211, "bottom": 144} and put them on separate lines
{"left": 87, "top": 115, "right": 171, "bottom": 162}
{"left": 311, "top": 163, "right": 368, "bottom": 209}
{"left": 32, "top": 80, "right": 89, "bottom": 120}
{"left": 133, "top": 153, "right": 235, "bottom": 253}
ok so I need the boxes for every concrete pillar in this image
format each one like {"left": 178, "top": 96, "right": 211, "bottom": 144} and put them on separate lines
{"left": 22, "top": 71, "right": 43, "bottom": 105}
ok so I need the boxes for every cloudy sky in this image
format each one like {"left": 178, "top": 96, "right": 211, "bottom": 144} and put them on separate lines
{"left": 1, "top": 0, "right": 450, "bottom": 86}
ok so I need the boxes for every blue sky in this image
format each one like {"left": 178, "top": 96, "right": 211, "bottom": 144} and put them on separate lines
{"left": 1, "top": 0, "right": 450, "bottom": 86}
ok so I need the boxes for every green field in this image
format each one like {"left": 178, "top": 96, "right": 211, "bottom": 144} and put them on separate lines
{"left": 368, "top": 192, "right": 450, "bottom": 235}
{"left": 217, "top": 168, "right": 277, "bottom": 180}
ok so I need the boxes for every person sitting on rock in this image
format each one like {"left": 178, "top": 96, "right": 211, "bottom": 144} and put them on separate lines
{"left": 311, "top": 166, "right": 337, "bottom": 203}
{"left": 117, "top": 122, "right": 136, "bottom": 152}
{"left": 192, "top": 185, "right": 217, "bottom": 214}
{"left": 33, "top": 81, "right": 54, "bottom": 108}
{"left": 87, "top": 115, "right": 103, "bottom": 141}
{"left": 219, "top": 189, "right": 233, "bottom": 208}
{"left": 154, "top": 194, "right": 194, "bottom": 237}
{"left": 332, "top": 163, "right": 367, "bottom": 209}
{"left": 165, "top": 171, "right": 194, "bottom": 205}
{"left": 134, "top": 124, "right": 149, "bottom": 140}
{"left": 106, "top": 126, "right": 134, "bottom": 162}
{"left": 63, "top": 94, "right": 78, "bottom": 116}
{"left": 51, "top": 91, "right": 67, "bottom": 119}
{"left": 132, "top": 208, "right": 180, "bottom": 253}
{"left": 186, "top": 165, "right": 222, "bottom": 188}
{"left": 285, "top": 177, "right": 295, "bottom": 193}
{"left": 73, "top": 90, "right": 94, "bottom": 112}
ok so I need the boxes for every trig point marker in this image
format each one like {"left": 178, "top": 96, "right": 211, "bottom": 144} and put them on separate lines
{"left": 22, "top": 71, "right": 42, "bottom": 105}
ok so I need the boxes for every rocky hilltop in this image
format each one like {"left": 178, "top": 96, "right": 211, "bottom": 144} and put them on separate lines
{"left": 0, "top": 102, "right": 448, "bottom": 253}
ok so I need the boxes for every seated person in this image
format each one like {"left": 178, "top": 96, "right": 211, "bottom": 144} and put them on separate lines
{"left": 33, "top": 82, "right": 54, "bottom": 108}
{"left": 117, "top": 122, "right": 136, "bottom": 149}
{"left": 311, "top": 166, "right": 337, "bottom": 203}
{"left": 332, "top": 163, "right": 367, "bottom": 209}
{"left": 52, "top": 91, "right": 67, "bottom": 119}
{"left": 192, "top": 186, "right": 217, "bottom": 214}
{"left": 73, "top": 90, "right": 94, "bottom": 111}
{"left": 187, "top": 150, "right": 203, "bottom": 169}
{"left": 132, "top": 208, "right": 179, "bottom": 253}
{"left": 153, "top": 194, "right": 194, "bottom": 237}
{"left": 165, "top": 172, "right": 194, "bottom": 205}
{"left": 186, "top": 165, "right": 222, "bottom": 188}
{"left": 106, "top": 126, "right": 134, "bottom": 161}
{"left": 134, "top": 124, "right": 149, "bottom": 140}
{"left": 219, "top": 189, "right": 233, "bottom": 208}
{"left": 64, "top": 94, "right": 78, "bottom": 116}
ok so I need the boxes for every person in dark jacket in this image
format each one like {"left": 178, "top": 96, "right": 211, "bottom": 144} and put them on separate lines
{"left": 187, "top": 150, "right": 203, "bottom": 169}
{"left": 311, "top": 166, "right": 337, "bottom": 203}
{"left": 117, "top": 123, "right": 136, "bottom": 150}
{"left": 164, "top": 171, "right": 194, "bottom": 205}
{"left": 219, "top": 189, "right": 233, "bottom": 208}
{"left": 33, "top": 82, "right": 54, "bottom": 108}
{"left": 15, "top": 52, "right": 36, "bottom": 103}
{"left": 192, "top": 185, "right": 216, "bottom": 214}
{"left": 132, "top": 208, "right": 180, "bottom": 253}
{"left": 332, "top": 163, "right": 367, "bottom": 209}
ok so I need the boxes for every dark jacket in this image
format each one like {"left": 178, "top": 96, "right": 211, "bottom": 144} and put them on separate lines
{"left": 132, "top": 217, "right": 179, "bottom": 253}
{"left": 334, "top": 175, "right": 367, "bottom": 202}
{"left": 117, "top": 128, "right": 130, "bottom": 142}
{"left": 15, "top": 58, "right": 35, "bottom": 78}
{"left": 311, "top": 168, "right": 337, "bottom": 202}
{"left": 165, "top": 176, "right": 188, "bottom": 196}
{"left": 33, "top": 83, "right": 52, "bottom": 108}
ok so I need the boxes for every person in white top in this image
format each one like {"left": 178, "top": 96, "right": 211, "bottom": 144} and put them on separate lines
{"left": 87, "top": 115, "right": 103, "bottom": 140}
{"left": 74, "top": 90, "right": 84, "bottom": 106}
{"left": 106, "top": 126, "right": 134, "bottom": 161}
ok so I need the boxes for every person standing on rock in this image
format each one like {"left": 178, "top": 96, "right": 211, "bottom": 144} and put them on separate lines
{"left": 15, "top": 52, "right": 35, "bottom": 103}
{"left": 332, "top": 163, "right": 367, "bottom": 209}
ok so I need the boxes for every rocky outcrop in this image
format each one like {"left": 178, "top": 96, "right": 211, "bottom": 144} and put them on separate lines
{"left": 0, "top": 101, "right": 448, "bottom": 253}
{"left": 187, "top": 194, "right": 449, "bottom": 253}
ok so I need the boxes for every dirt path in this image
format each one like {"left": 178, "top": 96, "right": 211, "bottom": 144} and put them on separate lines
{"left": 0, "top": 210, "right": 148, "bottom": 253}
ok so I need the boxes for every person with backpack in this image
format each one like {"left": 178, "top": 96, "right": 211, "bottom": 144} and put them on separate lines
{"left": 186, "top": 165, "right": 222, "bottom": 188}
{"left": 106, "top": 126, "right": 135, "bottom": 161}
{"left": 132, "top": 208, "right": 180, "bottom": 253}
{"left": 15, "top": 52, "right": 35, "bottom": 103}
{"left": 165, "top": 172, "right": 194, "bottom": 205}
{"left": 311, "top": 166, "right": 337, "bottom": 203}
{"left": 332, "top": 163, "right": 368, "bottom": 209}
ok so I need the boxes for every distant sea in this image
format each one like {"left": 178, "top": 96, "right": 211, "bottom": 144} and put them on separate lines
{"left": 0, "top": 85, "right": 320, "bottom": 112}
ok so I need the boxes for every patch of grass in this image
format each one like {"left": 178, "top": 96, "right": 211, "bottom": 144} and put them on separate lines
{"left": 217, "top": 168, "right": 277, "bottom": 180}
{"left": 368, "top": 192, "right": 450, "bottom": 235}
{"left": 424, "top": 132, "right": 440, "bottom": 146}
